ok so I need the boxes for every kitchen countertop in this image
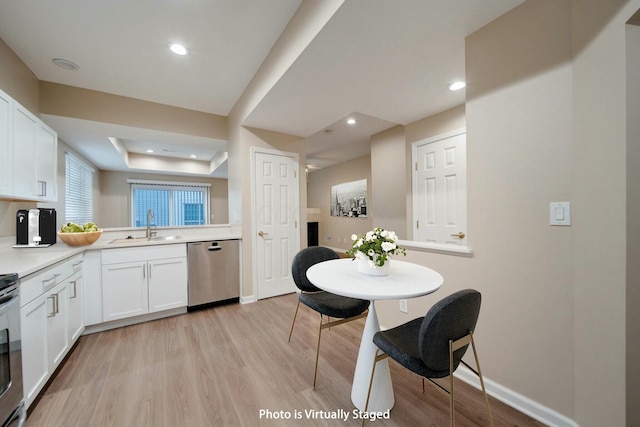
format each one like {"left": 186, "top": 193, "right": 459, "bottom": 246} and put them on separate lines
{"left": 0, "top": 225, "right": 242, "bottom": 278}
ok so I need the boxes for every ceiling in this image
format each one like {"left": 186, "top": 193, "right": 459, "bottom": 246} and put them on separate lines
{"left": 0, "top": 0, "right": 524, "bottom": 177}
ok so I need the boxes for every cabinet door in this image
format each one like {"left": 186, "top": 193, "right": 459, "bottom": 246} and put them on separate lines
{"left": 0, "top": 90, "right": 12, "bottom": 197}
{"left": 47, "top": 282, "right": 69, "bottom": 372}
{"left": 148, "top": 257, "right": 187, "bottom": 313}
{"left": 21, "top": 293, "right": 49, "bottom": 409}
{"left": 102, "top": 261, "right": 148, "bottom": 321}
{"left": 67, "top": 271, "right": 84, "bottom": 343}
{"left": 36, "top": 122, "right": 57, "bottom": 202}
{"left": 12, "top": 103, "right": 37, "bottom": 199}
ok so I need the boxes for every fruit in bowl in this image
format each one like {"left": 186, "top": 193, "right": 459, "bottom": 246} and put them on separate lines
{"left": 58, "top": 222, "right": 103, "bottom": 246}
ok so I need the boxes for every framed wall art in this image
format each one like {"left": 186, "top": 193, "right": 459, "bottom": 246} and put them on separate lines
{"left": 330, "top": 179, "right": 367, "bottom": 218}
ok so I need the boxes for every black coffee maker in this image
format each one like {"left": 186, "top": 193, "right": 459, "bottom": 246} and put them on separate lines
{"left": 16, "top": 208, "right": 57, "bottom": 246}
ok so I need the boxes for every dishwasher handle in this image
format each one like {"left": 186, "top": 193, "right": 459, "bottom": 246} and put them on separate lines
{"left": 208, "top": 245, "right": 222, "bottom": 251}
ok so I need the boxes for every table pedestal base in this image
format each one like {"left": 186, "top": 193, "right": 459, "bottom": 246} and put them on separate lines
{"left": 351, "top": 302, "right": 394, "bottom": 412}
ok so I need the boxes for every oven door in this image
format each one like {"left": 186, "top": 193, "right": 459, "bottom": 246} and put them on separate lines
{"left": 0, "top": 290, "right": 23, "bottom": 427}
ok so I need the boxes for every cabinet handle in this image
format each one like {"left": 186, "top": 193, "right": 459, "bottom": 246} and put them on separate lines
{"left": 70, "top": 281, "right": 77, "bottom": 299}
{"left": 47, "top": 295, "right": 56, "bottom": 318}
{"left": 42, "top": 274, "right": 61, "bottom": 285}
{"left": 152, "top": 260, "right": 183, "bottom": 266}
{"left": 53, "top": 293, "right": 59, "bottom": 315}
{"left": 72, "top": 260, "right": 84, "bottom": 270}
{"left": 143, "top": 265, "right": 146, "bottom": 280}
{"left": 37, "top": 180, "right": 46, "bottom": 197}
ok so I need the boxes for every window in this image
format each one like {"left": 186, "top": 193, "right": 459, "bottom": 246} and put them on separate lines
{"left": 65, "top": 152, "right": 94, "bottom": 224}
{"left": 129, "top": 179, "right": 210, "bottom": 227}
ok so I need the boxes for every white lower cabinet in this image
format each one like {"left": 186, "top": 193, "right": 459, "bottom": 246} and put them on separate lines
{"left": 46, "top": 282, "right": 69, "bottom": 371}
{"left": 102, "top": 244, "right": 187, "bottom": 322}
{"left": 20, "top": 255, "right": 83, "bottom": 409}
{"left": 102, "top": 261, "right": 148, "bottom": 321}
{"left": 67, "top": 271, "right": 84, "bottom": 343}
{"left": 21, "top": 294, "right": 49, "bottom": 408}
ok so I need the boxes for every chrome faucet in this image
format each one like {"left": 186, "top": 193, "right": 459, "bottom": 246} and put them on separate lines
{"left": 146, "top": 208, "right": 157, "bottom": 238}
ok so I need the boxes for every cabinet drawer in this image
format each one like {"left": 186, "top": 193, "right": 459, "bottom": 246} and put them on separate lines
{"left": 20, "top": 255, "right": 83, "bottom": 307}
{"left": 102, "top": 244, "right": 186, "bottom": 265}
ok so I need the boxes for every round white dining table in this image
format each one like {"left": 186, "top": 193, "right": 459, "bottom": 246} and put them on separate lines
{"left": 306, "top": 258, "right": 443, "bottom": 413}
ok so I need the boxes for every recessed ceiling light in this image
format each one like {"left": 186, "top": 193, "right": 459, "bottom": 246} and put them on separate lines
{"left": 52, "top": 58, "right": 79, "bottom": 71}
{"left": 146, "top": 149, "right": 154, "bottom": 153}
{"left": 190, "top": 154, "right": 197, "bottom": 158}
{"left": 447, "top": 81, "right": 466, "bottom": 91}
{"left": 347, "top": 118, "right": 357, "bottom": 125}
{"left": 169, "top": 43, "right": 189, "bottom": 56}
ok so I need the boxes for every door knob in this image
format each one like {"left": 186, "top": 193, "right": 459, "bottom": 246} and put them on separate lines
{"left": 450, "top": 232, "right": 465, "bottom": 239}
{"left": 258, "top": 231, "right": 269, "bottom": 237}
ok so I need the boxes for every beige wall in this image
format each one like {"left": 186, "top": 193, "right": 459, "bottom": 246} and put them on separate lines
{"left": 370, "top": 126, "right": 407, "bottom": 239}
{"left": 39, "top": 82, "right": 227, "bottom": 140}
{"left": 626, "top": 22, "right": 640, "bottom": 427}
{"left": 0, "top": 38, "right": 41, "bottom": 237}
{"left": 570, "top": 0, "right": 638, "bottom": 425}
{"left": 307, "top": 155, "right": 373, "bottom": 251}
{"left": 465, "top": 0, "right": 574, "bottom": 417}
{"left": 0, "top": 38, "right": 38, "bottom": 112}
{"left": 99, "top": 170, "right": 228, "bottom": 228}
{"left": 377, "top": 1, "right": 637, "bottom": 425}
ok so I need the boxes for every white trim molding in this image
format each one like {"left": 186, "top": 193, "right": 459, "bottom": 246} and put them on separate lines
{"left": 455, "top": 366, "right": 579, "bottom": 427}
{"left": 398, "top": 239, "right": 473, "bottom": 257}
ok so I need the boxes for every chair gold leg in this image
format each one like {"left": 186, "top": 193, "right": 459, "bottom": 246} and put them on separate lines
{"left": 288, "top": 300, "right": 301, "bottom": 342}
{"left": 449, "top": 340, "right": 455, "bottom": 427}
{"left": 470, "top": 332, "right": 494, "bottom": 427}
{"left": 313, "top": 314, "right": 323, "bottom": 389}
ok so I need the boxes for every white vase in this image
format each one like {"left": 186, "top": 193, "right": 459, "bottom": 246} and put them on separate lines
{"left": 357, "top": 256, "right": 391, "bottom": 276}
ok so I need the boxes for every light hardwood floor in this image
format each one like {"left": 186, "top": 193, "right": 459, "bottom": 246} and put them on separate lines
{"left": 26, "top": 293, "right": 545, "bottom": 426}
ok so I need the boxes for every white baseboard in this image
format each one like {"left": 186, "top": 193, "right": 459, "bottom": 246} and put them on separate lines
{"left": 455, "top": 366, "right": 579, "bottom": 427}
{"left": 240, "top": 294, "right": 256, "bottom": 304}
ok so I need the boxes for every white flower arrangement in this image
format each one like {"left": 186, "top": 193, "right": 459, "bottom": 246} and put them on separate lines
{"left": 346, "top": 227, "right": 406, "bottom": 267}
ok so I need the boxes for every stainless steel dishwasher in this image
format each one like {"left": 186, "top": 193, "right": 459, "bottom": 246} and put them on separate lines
{"left": 187, "top": 240, "right": 240, "bottom": 310}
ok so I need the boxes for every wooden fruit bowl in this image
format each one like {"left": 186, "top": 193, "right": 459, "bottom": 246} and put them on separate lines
{"left": 57, "top": 230, "right": 103, "bottom": 246}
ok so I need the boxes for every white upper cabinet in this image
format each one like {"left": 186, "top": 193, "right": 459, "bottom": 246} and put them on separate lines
{"left": 13, "top": 103, "right": 38, "bottom": 199}
{"left": 0, "top": 90, "right": 13, "bottom": 197}
{"left": 36, "top": 122, "right": 58, "bottom": 202}
{"left": 0, "top": 88, "right": 58, "bottom": 202}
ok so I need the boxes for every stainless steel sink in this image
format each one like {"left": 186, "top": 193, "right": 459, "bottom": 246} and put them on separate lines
{"left": 150, "top": 235, "right": 182, "bottom": 241}
{"left": 110, "top": 235, "right": 182, "bottom": 244}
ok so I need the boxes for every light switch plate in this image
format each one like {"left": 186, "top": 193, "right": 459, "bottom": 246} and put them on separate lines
{"left": 550, "top": 202, "right": 571, "bottom": 226}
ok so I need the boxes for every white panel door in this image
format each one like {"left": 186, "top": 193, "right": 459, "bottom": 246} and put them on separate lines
{"left": 254, "top": 150, "right": 299, "bottom": 300}
{"left": 414, "top": 130, "right": 467, "bottom": 245}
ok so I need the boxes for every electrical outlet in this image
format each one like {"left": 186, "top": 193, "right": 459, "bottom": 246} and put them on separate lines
{"left": 399, "top": 299, "right": 408, "bottom": 313}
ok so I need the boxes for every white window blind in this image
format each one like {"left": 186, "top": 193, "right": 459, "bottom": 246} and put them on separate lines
{"left": 65, "top": 152, "right": 94, "bottom": 224}
{"left": 129, "top": 179, "right": 210, "bottom": 227}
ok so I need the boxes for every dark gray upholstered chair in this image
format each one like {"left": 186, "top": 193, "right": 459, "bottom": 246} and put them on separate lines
{"left": 363, "top": 289, "right": 494, "bottom": 427}
{"left": 288, "top": 246, "right": 369, "bottom": 389}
